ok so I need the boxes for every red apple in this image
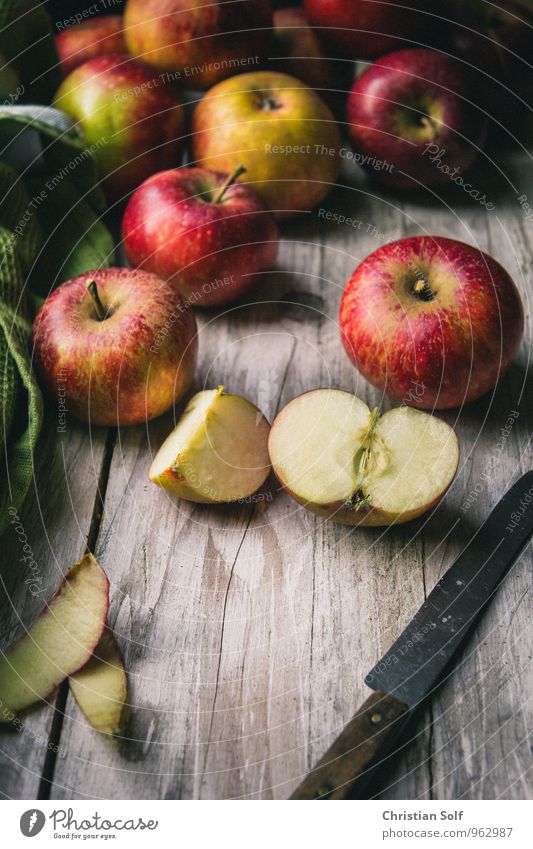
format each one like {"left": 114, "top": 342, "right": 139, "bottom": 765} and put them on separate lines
{"left": 32, "top": 268, "right": 198, "bottom": 426}
{"left": 192, "top": 71, "right": 341, "bottom": 220}
{"left": 302, "top": 0, "right": 428, "bottom": 59}
{"left": 53, "top": 55, "right": 185, "bottom": 202}
{"left": 122, "top": 166, "right": 279, "bottom": 307}
{"left": 124, "top": 0, "right": 273, "bottom": 89}
{"left": 447, "top": 0, "right": 533, "bottom": 123}
{"left": 346, "top": 48, "right": 487, "bottom": 191}
{"left": 271, "top": 7, "right": 350, "bottom": 103}
{"left": 339, "top": 236, "right": 524, "bottom": 410}
{"left": 56, "top": 16, "right": 126, "bottom": 76}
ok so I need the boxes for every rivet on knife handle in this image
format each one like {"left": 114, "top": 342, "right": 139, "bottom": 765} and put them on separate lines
{"left": 290, "top": 692, "right": 409, "bottom": 800}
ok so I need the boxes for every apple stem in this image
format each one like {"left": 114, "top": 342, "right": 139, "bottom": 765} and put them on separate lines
{"left": 420, "top": 114, "right": 438, "bottom": 137}
{"left": 214, "top": 165, "right": 247, "bottom": 203}
{"left": 413, "top": 277, "right": 435, "bottom": 301}
{"left": 86, "top": 278, "right": 106, "bottom": 321}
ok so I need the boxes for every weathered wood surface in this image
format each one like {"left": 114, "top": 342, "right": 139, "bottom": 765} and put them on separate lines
{"left": 1, "top": 144, "right": 532, "bottom": 800}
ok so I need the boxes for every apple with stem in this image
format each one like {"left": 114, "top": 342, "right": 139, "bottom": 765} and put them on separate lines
{"left": 56, "top": 16, "right": 126, "bottom": 76}
{"left": 32, "top": 267, "right": 198, "bottom": 427}
{"left": 192, "top": 71, "right": 341, "bottom": 219}
{"left": 0, "top": 554, "right": 109, "bottom": 715}
{"left": 346, "top": 48, "right": 487, "bottom": 191}
{"left": 53, "top": 55, "right": 185, "bottom": 202}
{"left": 124, "top": 0, "right": 273, "bottom": 89}
{"left": 149, "top": 386, "right": 271, "bottom": 503}
{"left": 339, "top": 236, "right": 524, "bottom": 410}
{"left": 122, "top": 165, "right": 280, "bottom": 307}
{"left": 269, "top": 389, "right": 459, "bottom": 526}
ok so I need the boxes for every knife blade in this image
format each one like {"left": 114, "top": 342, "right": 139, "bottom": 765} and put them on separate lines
{"left": 291, "top": 470, "right": 533, "bottom": 800}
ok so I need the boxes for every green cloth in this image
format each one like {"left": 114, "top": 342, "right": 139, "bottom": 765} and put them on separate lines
{"left": 0, "top": 164, "right": 44, "bottom": 534}
{"left": 0, "top": 1, "right": 116, "bottom": 535}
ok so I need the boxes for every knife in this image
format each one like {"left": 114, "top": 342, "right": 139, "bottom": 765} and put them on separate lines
{"left": 291, "top": 470, "right": 533, "bottom": 800}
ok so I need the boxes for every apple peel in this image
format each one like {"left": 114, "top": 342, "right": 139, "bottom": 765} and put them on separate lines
{"left": 269, "top": 389, "right": 459, "bottom": 525}
{"left": 0, "top": 554, "right": 109, "bottom": 716}
{"left": 69, "top": 629, "right": 127, "bottom": 736}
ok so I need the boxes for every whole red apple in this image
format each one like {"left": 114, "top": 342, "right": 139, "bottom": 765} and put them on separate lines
{"left": 32, "top": 268, "right": 198, "bottom": 426}
{"left": 346, "top": 49, "right": 487, "bottom": 191}
{"left": 192, "top": 71, "right": 341, "bottom": 220}
{"left": 122, "top": 166, "right": 280, "bottom": 307}
{"left": 303, "top": 0, "right": 429, "bottom": 59}
{"left": 339, "top": 237, "right": 524, "bottom": 410}
{"left": 124, "top": 0, "right": 273, "bottom": 89}
{"left": 56, "top": 16, "right": 126, "bottom": 76}
{"left": 271, "top": 7, "right": 350, "bottom": 103}
{"left": 53, "top": 55, "right": 185, "bottom": 202}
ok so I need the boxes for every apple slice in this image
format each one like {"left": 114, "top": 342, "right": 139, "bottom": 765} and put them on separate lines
{"left": 149, "top": 386, "right": 271, "bottom": 503}
{"left": 69, "top": 629, "right": 126, "bottom": 735}
{"left": 0, "top": 554, "right": 109, "bottom": 715}
{"left": 268, "top": 389, "right": 459, "bottom": 525}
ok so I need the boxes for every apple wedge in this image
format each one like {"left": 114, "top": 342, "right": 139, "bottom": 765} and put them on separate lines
{"left": 149, "top": 386, "right": 271, "bottom": 503}
{"left": 69, "top": 629, "right": 126, "bottom": 736}
{"left": 268, "top": 389, "right": 459, "bottom": 525}
{"left": 0, "top": 554, "right": 109, "bottom": 716}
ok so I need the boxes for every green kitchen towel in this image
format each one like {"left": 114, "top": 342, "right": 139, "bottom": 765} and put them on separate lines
{"left": 0, "top": 109, "right": 114, "bottom": 538}
{"left": 0, "top": 162, "right": 44, "bottom": 536}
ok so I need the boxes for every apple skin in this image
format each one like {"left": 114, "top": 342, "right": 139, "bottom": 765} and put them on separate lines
{"left": 447, "top": 0, "right": 533, "bottom": 124}
{"left": 271, "top": 7, "right": 351, "bottom": 106}
{"left": 346, "top": 48, "right": 487, "bottom": 191}
{"left": 56, "top": 16, "right": 126, "bottom": 77}
{"left": 302, "top": 0, "right": 428, "bottom": 59}
{"left": 192, "top": 71, "right": 341, "bottom": 220}
{"left": 122, "top": 167, "right": 280, "bottom": 307}
{"left": 32, "top": 267, "right": 198, "bottom": 427}
{"left": 339, "top": 236, "right": 524, "bottom": 410}
{"left": 124, "top": 0, "right": 273, "bottom": 90}
{"left": 53, "top": 55, "right": 185, "bottom": 202}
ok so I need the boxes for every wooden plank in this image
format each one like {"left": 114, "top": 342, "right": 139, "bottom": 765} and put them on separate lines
{"left": 50, "top": 152, "right": 532, "bottom": 800}
{"left": 0, "top": 415, "right": 108, "bottom": 799}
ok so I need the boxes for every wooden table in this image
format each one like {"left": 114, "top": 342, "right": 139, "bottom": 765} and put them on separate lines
{"left": 1, "top": 142, "right": 532, "bottom": 801}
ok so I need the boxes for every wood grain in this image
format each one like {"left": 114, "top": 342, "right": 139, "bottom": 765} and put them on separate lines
{"left": 2, "top": 147, "right": 531, "bottom": 800}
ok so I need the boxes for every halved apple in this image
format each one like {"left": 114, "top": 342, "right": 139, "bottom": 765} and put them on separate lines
{"left": 268, "top": 389, "right": 459, "bottom": 525}
{"left": 0, "top": 554, "right": 109, "bottom": 715}
{"left": 149, "top": 386, "right": 271, "bottom": 503}
{"left": 69, "top": 629, "right": 126, "bottom": 735}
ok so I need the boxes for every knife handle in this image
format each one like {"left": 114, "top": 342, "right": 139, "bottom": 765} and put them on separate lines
{"left": 291, "top": 691, "right": 410, "bottom": 800}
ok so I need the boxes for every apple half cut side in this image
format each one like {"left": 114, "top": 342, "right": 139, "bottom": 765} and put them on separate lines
{"left": 149, "top": 386, "right": 271, "bottom": 503}
{"left": 0, "top": 554, "right": 109, "bottom": 716}
{"left": 268, "top": 389, "right": 459, "bottom": 526}
{"left": 69, "top": 629, "right": 127, "bottom": 736}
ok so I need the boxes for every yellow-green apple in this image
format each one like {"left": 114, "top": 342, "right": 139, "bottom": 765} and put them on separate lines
{"left": 56, "top": 16, "right": 126, "bottom": 76}
{"left": 124, "top": 0, "right": 273, "bottom": 89}
{"left": 303, "top": 0, "right": 428, "bottom": 59}
{"left": 192, "top": 71, "right": 341, "bottom": 219}
{"left": 339, "top": 236, "right": 524, "bottom": 409}
{"left": 53, "top": 55, "right": 185, "bottom": 201}
{"left": 346, "top": 48, "right": 486, "bottom": 191}
{"left": 69, "top": 629, "right": 127, "bottom": 735}
{"left": 122, "top": 165, "right": 279, "bottom": 306}
{"left": 149, "top": 386, "right": 271, "bottom": 502}
{"left": 269, "top": 389, "right": 459, "bottom": 525}
{"left": 271, "top": 7, "right": 350, "bottom": 109}
{"left": 0, "top": 554, "right": 109, "bottom": 716}
{"left": 32, "top": 267, "right": 198, "bottom": 427}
